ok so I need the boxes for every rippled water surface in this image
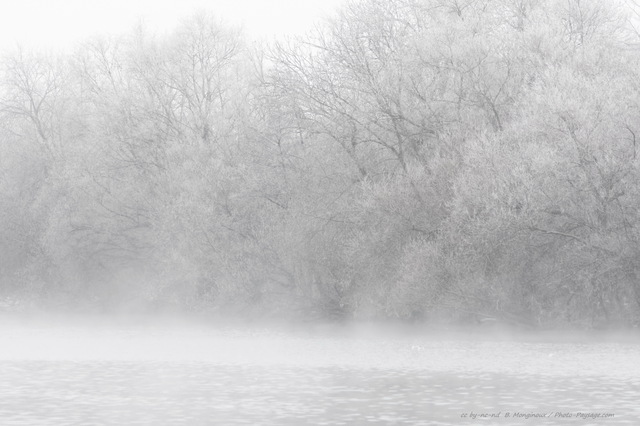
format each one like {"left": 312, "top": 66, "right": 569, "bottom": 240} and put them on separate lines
{"left": 0, "top": 321, "right": 638, "bottom": 425}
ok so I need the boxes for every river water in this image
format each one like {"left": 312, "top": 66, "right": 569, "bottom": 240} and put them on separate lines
{"left": 0, "top": 320, "right": 638, "bottom": 425}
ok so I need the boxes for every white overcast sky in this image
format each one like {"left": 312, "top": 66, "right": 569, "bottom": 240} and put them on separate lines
{"left": 0, "top": 0, "right": 348, "bottom": 51}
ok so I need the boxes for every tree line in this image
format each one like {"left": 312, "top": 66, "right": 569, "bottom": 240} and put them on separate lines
{"left": 2, "top": 0, "right": 640, "bottom": 328}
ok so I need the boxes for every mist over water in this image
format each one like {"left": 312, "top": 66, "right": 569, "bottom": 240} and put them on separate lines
{"left": 3, "top": 0, "right": 640, "bottom": 423}
{"left": 1, "top": 316, "right": 639, "bottom": 370}
{"left": 1, "top": 316, "right": 639, "bottom": 425}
